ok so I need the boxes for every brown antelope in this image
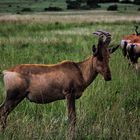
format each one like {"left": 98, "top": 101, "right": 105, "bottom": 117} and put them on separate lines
{"left": 120, "top": 26, "right": 140, "bottom": 69}
{"left": 120, "top": 26, "right": 140, "bottom": 56}
{"left": 0, "top": 31, "right": 118, "bottom": 138}
{"left": 125, "top": 42, "right": 140, "bottom": 70}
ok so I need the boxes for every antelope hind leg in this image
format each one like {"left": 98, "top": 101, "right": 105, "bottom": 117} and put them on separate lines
{"left": 0, "top": 90, "right": 26, "bottom": 131}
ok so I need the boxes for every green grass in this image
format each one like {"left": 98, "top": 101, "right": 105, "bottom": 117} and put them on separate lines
{"left": 0, "top": 12, "right": 140, "bottom": 140}
{"left": 0, "top": 0, "right": 66, "bottom": 13}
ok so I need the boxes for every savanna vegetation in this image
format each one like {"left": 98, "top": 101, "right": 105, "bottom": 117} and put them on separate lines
{"left": 0, "top": 0, "right": 139, "bottom": 13}
{"left": 0, "top": 1, "right": 140, "bottom": 140}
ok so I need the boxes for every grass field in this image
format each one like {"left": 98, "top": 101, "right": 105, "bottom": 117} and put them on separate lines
{"left": 0, "top": 0, "right": 66, "bottom": 13}
{"left": 0, "top": 10, "right": 140, "bottom": 140}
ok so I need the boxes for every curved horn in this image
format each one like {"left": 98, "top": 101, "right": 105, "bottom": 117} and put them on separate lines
{"left": 93, "top": 31, "right": 103, "bottom": 37}
{"left": 97, "top": 30, "right": 111, "bottom": 46}
{"left": 92, "top": 31, "right": 104, "bottom": 58}
{"left": 93, "top": 31, "right": 104, "bottom": 42}
{"left": 97, "top": 30, "right": 111, "bottom": 35}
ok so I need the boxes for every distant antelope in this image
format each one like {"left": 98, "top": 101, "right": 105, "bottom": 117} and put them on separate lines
{"left": 0, "top": 31, "right": 118, "bottom": 139}
{"left": 121, "top": 26, "right": 140, "bottom": 56}
{"left": 120, "top": 26, "right": 140, "bottom": 69}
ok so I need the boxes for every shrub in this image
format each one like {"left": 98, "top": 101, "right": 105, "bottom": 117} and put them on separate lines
{"left": 135, "top": 0, "right": 140, "bottom": 5}
{"left": 120, "top": 0, "right": 133, "bottom": 4}
{"left": 44, "top": 7, "right": 62, "bottom": 11}
{"left": 66, "top": 0, "right": 80, "bottom": 9}
{"left": 87, "top": 0, "right": 100, "bottom": 8}
{"left": 135, "top": 2, "right": 140, "bottom": 5}
{"left": 21, "top": 7, "right": 32, "bottom": 12}
{"left": 80, "top": 5, "right": 91, "bottom": 10}
{"left": 107, "top": 4, "right": 118, "bottom": 11}
{"left": 16, "top": 11, "right": 21, "bottom": 14}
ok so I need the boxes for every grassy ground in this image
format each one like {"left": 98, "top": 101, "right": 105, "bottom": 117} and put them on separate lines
{"left": 0, "top": 11, "right": 140, "bottom": 140}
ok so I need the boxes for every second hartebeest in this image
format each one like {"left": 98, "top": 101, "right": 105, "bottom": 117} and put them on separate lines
{"left": 120, "top": 26, "right": 140, "bottom": 69}
{"left": 0, "top": 31, "right": 118, "bottom": 139}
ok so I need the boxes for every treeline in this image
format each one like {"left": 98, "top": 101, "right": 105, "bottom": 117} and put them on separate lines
{"left": 99, "top": 0, "right": 137, "bottom": 3}
{"left": 66, "top": 0, "right": 140, "bottom": 10}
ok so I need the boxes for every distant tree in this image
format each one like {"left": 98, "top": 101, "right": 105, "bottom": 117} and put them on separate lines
{"left": 134, "top": 0, "right": 140, "bottom": 5}
{"left": 86, "top": 0, "right": 99, "bottom": 8}
{"left": 66, "top": 0, "right": 100, "bottom": 9}
{"left": 119, "top": 0, "right": 133, "bottom": 3}
{"left": 66, "top": 0, "right": 81, "bottom": 9}
{"left": 107, "top": 4, "right": 118, "bottom": 11}
{"left": 98, "top": 0, "right": 118, "bottom": 2}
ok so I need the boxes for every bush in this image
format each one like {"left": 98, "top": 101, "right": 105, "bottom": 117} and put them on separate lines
{"left": 21, "top": 7, "right": 32, "bottom": 12}
{"left": 16, "top": 11, "right": 21, "bottom": 14}
{"left": 107, "top": 4, "right": 118, "bottom": 11}
{"left": 87, "top": 0, "right": 100, "bottom": 8}
{"left": 80, "top": 5, "right": 91, "bottom": 10}
{"left": 66, "top": 0, "right": 80, "bottom": 9}
{"left": 98, "top": 0, "right": 118, "bottom": 2}
{"left": 135, "top": 0, "right": 140, "bottom": 5}
{"left": 120, "top": 0, "right": 133, "bottom": 4}
{"left": 44, "top": 7, "right": 62, "bottom": 11}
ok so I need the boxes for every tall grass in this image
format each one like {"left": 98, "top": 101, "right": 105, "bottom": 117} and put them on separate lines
{"left": 0, "top": 14, "right": 140, "bottom": 140}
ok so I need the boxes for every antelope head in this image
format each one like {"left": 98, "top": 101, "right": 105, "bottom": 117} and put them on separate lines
{"left": 92, "top": 31, "right": 119, "bottom": 81}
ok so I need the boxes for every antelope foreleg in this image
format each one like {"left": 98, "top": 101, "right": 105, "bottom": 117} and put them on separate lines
{"left": 65, "top": 91, "right": 76, "bottom": 140}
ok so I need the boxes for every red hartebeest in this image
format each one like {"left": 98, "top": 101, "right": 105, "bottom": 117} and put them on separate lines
{"left": 120, "top": 26, "right": 140, "bottom": 69}
{"left": 0, "top": 31, "right": 118, "bottom": 139}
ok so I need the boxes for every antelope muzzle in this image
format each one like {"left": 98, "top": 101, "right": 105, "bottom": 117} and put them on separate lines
{"left": 104, "top": 71, "right": 112, "bottom": 81}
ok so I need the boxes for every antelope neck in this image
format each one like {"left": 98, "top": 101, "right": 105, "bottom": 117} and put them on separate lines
{"left": 77, "top": 56, "right": 98, "bottom": 88}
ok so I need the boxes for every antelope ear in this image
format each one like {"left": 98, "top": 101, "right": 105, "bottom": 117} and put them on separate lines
{"left": 121, "top": 41, "right": 127, "bottom": 57}
{"left": 108, "top": 45, "right": 119, "bottom": 54}
{"left": 92, "top": 44, "right": 103, "bottom": 60}
{"left": 128, "top": 44, "right": 135, "bottom": 56}
{"left": 92, "top": 44, "right": 97, "bottom": 54}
